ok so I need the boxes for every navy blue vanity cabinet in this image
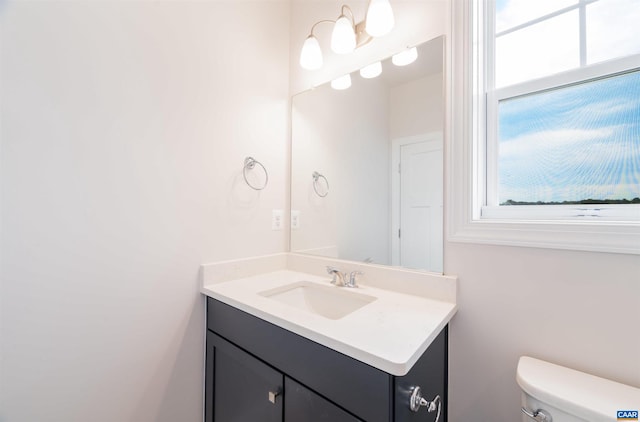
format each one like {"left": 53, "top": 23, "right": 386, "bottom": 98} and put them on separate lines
{"left": 205, "top": 297, "right": 447, "bottom": 422}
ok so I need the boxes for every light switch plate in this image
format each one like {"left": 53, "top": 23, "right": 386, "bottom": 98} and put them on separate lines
{"left": 291, "top": 210, "right": 300, "bottom": 230}
{"left": 272, "top": 210, "right": 283, "bottom": 230}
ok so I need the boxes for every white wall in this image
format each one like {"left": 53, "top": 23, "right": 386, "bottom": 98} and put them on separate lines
{"left": 446, "top": 244, "right": 640, "bottom": 421}
{"left": 0, "top": 2, "right": 290, "bottom": 421}
{"left": 390, "top": 73, "right": 443, "bottom": 139}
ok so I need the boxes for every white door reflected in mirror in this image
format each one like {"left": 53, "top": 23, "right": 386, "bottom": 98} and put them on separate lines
{"left": 396, "top": 137, "right": 443, "bottom": 272}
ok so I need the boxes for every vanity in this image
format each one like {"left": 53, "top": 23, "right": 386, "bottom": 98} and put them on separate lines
{"left": 201, "top": 254, "right": 457, "bottom": 422}
{"left": 202, "top": 36, "right": 452, "bottom": 421}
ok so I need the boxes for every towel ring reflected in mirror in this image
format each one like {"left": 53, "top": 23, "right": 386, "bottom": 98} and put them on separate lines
{"left": 312, "top": 171, "right": 329, "bottom": 197}
{"left": 243, "top": 157, "right": 268, "bottom": 190}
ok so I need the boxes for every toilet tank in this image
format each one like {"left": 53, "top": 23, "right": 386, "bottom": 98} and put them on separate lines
{"left": 517, "top": 356, "right": 640, "bottom": 422}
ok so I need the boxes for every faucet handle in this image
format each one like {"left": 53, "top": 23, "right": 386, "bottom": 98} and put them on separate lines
{"left": 348, "top": 271, "right": 363, "bottom": 288}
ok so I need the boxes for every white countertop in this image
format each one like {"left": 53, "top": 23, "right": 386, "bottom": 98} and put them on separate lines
{"left": 201, "top": 268, "right": 457, "bottom": 376}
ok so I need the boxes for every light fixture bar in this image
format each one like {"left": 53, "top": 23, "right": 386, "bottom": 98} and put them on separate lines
{"left": 354, "top": 21, "right": 373, "bottom": 48}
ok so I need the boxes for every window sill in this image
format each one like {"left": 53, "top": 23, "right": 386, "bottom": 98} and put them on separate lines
{"left": 481, "top": 204, "right": 640, "bottom": 221}
{"left": 448, "top": 217, "right": 640, "bottom": 255}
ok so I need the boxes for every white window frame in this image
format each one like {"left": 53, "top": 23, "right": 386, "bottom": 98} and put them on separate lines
{"left": 447, "top": 0, "right": 640, "bottom": 255}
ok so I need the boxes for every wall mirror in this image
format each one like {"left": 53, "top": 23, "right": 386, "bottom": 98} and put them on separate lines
{"left": 290, "top": 36, "right": 444, "bottom": 273}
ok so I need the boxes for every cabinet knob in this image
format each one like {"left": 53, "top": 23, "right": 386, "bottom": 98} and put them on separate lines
{"left": 409, "top": 386, "right": 429, "bottom": 412}
{"left": 268, "top": 389, "right": 281, "bottom": 404}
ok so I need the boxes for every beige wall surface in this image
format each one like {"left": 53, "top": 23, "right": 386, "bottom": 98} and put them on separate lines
{"left": 390, "top": 73, "right": 443, "bottom": 139}
{"left": 0, "top": 2, "right": 290, "bottom": 421}
{"left": 446, "top": 243, "right": 640, "bottom": 420}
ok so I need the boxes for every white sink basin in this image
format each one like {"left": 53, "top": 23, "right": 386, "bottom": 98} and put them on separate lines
{"left": 259, "top": 281, "right": 377, "bottom": 320}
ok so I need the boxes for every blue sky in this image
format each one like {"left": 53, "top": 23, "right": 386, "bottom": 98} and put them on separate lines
{"left": 498, "top": 71, "right": 640, "bottom": 203}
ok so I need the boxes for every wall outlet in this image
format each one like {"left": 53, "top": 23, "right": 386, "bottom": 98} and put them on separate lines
{"left": 272, "top": 209, "right": 283, "bottom": 230}
{"left": 291, "top": 210, "right": 300, "bottom": 230}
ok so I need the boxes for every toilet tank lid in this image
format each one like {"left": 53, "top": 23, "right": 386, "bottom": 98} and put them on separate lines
{"left": 517, "top": 356, "right": 640, "bottom": 421}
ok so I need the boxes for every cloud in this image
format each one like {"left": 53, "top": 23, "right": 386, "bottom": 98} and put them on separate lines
{"left": 498, "top": 125, "right": 640, "bottom": 202}
{"left": 574, "top": 98, "right": 640, "bottom": 118}
{"left": 498, "top": 70, "right": 640, "bottom": 143}
{"left": 500, "top": 127, "right": 616, "bottom": 158}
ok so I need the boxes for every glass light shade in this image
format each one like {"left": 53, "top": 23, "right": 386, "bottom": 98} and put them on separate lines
{"left": 365, "top": 0, "right": 395, "bottom": 37}
{"left": 331, "top": 15, "right": 356, "bottom": 54}
{"left": 360, "top": 61, "right": 382, "bottom": 79}
{"left": 392, "top": 47, "right": 418, "bottom": 66}
{"left": 300, "top": 35, "right": 323, "bottom": 70}
{"left": 331, "top": 74, "right": 352, "bottom": 90}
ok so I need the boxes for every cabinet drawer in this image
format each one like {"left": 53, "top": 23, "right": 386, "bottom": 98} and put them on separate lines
{"left": 207, "top": 298, "right": 392, "bottom": 422}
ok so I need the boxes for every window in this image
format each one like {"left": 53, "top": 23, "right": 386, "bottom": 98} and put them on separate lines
{"left": 483, "top": 0, "right": 640, "bottom": 221}
{"left": 447, "top": 0, "right": 640, "bottom": 254}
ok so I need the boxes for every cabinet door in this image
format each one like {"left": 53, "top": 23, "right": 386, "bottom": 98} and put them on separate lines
{"left": 394, "top": 326, "right": 448, "bottom": 421}
{"left": 284, "top": 377, "right": 362, "bottom": 422}
{"left": 207, "top": 332, "right": 283, "bottom": 422}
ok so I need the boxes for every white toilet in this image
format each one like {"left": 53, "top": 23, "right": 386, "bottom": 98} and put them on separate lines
{"left": 517, "top": 356, "right": 640, "bottom": 421}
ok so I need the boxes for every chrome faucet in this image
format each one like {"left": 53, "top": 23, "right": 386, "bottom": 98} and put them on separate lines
{"left": 326, "top": 266, "right": 346, "bottom": 286}
{"left": 326, "top": 266, "right": 362, "bottom": 288}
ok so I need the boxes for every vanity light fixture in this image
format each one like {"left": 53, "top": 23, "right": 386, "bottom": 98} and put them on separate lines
{"left": 365, "top": 0, "right": 395, "bottom": 37}
{"left": 300, "top": 1, "right": 395, "bottom": 71}
{"left": 331, "top": 74, "right": 352, "bottom": 90}
{"left": 331, "top": 6, "right": 357, "bottom": 55}
{"left": 392, "top": 46, "right": 418, "bottom": 66}
{"left": 300, "top": 21, "right": 332, "bottom": 70}
{"left": 360, "top": 61, "right": 382, "bottom": 79}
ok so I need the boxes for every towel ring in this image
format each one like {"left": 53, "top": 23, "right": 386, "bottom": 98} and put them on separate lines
{"left": 312, "top": 171, "right": 329, "bottom": 197}
{"left": 243, "top": 157, "right": 268, "bottom": 190}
